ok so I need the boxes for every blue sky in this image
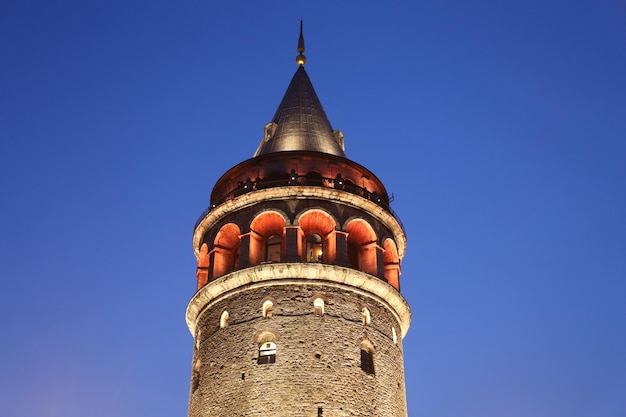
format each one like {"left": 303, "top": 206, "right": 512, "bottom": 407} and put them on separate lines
{"left": 1, "top": 1, "right": 625, "bottom": 416}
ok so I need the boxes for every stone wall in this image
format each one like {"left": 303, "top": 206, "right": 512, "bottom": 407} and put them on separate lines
{"left": 188, "top": 283, "right": 408, "bottom": 417}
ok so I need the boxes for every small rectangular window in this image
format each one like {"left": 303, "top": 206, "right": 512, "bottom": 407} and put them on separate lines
{"left": 258, "top": 341, "right": 277, "bottom": 364}
{"left": 360, "top": 349, "right": 374, "bottom": 374}
{"left": 266, "top": 235, "right": 281, "bottom": 262}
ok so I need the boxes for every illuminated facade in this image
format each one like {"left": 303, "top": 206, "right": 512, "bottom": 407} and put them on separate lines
{"left": 186, "top": 23, "right": 411, "bottom": 417}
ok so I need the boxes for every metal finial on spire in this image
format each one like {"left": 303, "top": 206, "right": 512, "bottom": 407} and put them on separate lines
{"left": 296, "top": 20, "right": 306, "bottom": 66}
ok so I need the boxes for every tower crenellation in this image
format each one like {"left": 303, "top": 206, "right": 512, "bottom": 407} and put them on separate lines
{"left": 186, "top": 22, "right": 410, "bottom": 417}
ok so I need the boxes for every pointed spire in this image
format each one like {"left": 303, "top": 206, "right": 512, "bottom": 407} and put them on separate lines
{"left": 296, "top": 20, "right": 306, "bottom": 66}
{"left": 253, "top": 23, "right": 346, "bottom": 158}
{"left": 254, "top": 66, "right": 345, "bottom": 157}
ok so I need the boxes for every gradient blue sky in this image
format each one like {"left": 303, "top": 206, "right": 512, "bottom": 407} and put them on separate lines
{"left": 1, "top": 1, "right": 625, "bottom": 416}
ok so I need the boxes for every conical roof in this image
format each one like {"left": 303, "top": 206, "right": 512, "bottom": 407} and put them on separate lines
{"left": 253, "top": 65, "right": 346, "bottom": 157}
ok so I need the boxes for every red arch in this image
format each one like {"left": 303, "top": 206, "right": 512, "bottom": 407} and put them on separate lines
{"left": 346, "top": 219, "right": 378, "bottom": 276}
{"left": 196, "top": 243, "right": 210, "bottom": 290}
{"left": 212, "top": 223, "right": 241, "bottom": 278}
{"left": 383, "top": 238, "right": 400, "bottom": 290}
{"left": 298, "top": 209, "right": 337, "bottom": 263}
{"left": 249, "top": 211, "right": 287, "bottom": 264}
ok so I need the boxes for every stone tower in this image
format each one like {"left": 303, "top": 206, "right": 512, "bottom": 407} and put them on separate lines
{"left": 186, "top": 24, "right": 411, "bottom": 417}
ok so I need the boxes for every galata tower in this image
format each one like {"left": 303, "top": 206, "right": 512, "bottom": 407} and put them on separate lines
{"left": 186, "top": 23, "right": 411, "bottom": 417}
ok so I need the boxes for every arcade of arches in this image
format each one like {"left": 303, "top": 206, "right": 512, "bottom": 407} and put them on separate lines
{"left": 196, "top": 209, "right": 401, "bottom": 291}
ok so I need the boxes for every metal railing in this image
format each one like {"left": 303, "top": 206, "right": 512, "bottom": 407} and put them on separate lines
{"left": 194, "top": 172, "right": 405, "bottom": 233}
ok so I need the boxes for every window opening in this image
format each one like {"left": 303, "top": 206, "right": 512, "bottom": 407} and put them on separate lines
{"left": 313, "top": 298, "right": 324, "bottom": 316}
{"left": 318, "top": 407, "right": 323, "bottom": 416}
{"left": 392, "top": 327, "right": 398, "bottom": 344}
{"left": 306, "top": 234, "right": 323, "bottom": 262}
{"left": 258, "top": 341, "right": 276, "bottom": 364}
{"left": 266, "top": 234, "right": 281, "bottom": 262}
{"left": 195, "top": 329, "right": 201, "bottom": 350}
{"left": 305, "top": 171, "right": 324, "bottom": 186}
{"left": 360, "top": 348, "right": 374, "bottom": 374}
{"left": 220, "top": 310, "right": 229, "bottom": 328}
{"left": 191, "top": 359, "right": 201, "bottom": 392}
{"left": 361, "top": 307, "right": 371, "bottom": 325}
{"left": 262, "top": 300, "right": 273, "bottom": 318}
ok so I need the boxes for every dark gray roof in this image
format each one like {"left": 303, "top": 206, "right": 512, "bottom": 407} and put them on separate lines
{"left": 254, "top": 66, "right": 346, "bottom": 157}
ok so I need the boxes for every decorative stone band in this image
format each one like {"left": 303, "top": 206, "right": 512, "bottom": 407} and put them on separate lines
{"left": 192, "top": 186, "right": 406, "bottom": 260}
{"left": 186, "top": 262, "right": 412, "bottom": 339}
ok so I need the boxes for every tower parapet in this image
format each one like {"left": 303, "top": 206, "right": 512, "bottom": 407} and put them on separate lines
{"left": 187, "top": 23, "right": 411, "bottom": 417}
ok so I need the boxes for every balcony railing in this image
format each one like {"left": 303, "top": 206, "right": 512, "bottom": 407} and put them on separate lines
{"left": 194, "top": 172, "right": 405, "bottom": 233}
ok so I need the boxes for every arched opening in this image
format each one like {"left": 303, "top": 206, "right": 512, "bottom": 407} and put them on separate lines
{"left": 305, "top": 171, "right": 324, "bottom": 186}
{"left": 361, "top": 307, "right": 371, "bottom": 325}
{"left": 196, "top": 243, "right": 210, "bottom": 290}
{"left": 249, "top": 211, "right": 286, "bottom": 265}
{"left": 258, "top": 341, "right": 277, "bottom": 364}
{"left": 298, "top": 210, "right": 337, "bottom": 263}
{"left": 262, "top": 300, "right": 273, "bottom": 319}
{"left": 313, "top": 298, "right": 324, "bottom": 316}
{"left": 346, "top": 219, "right": 378, "bottom": 275}
{"left": 195, "top": 328, "right": 201, "bottom": 350}
{"left": 360, "top": 339, "right": 375, "bottom": 375}
{"left": 383, "top": 238, "right": 401, "bottom": 290}
{"left": 220, "top": 310, "right": 229, "bottom": 328}
{"left": 191, "top": 358, "right": 201, "bottom": 392}
{"left": 257, "top": 171, "right": 288, "bottom": 189}
{"left": 212, "top": 223, "right": 241, "bottom": 279}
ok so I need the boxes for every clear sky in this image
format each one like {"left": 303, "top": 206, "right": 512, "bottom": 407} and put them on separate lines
{"left": 1, "top": 1, "right": 625, "bottom": 416}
